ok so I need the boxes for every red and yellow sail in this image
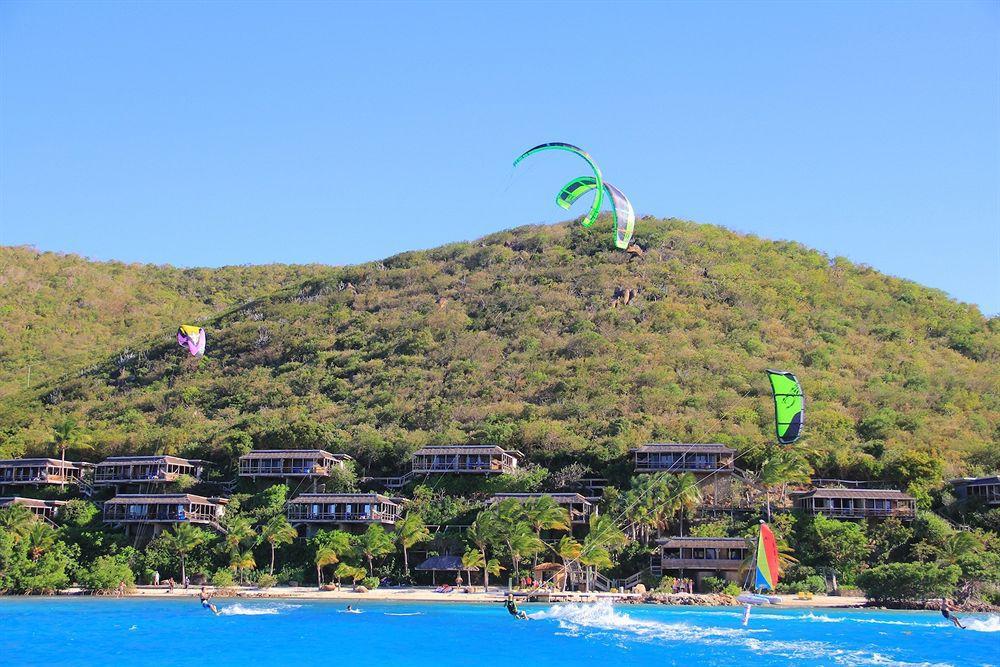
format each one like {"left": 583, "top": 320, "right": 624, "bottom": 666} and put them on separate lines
{"left": 754, "top": 522, "right": 780, "bottom": 591}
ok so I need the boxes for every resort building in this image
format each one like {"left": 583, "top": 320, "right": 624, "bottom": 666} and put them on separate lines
{"left": 0, "top": 496, "right": 66, "bottom": 521}
{"left": 238, "top": 449, "right": 352, "bottom": 481}
{"left": 950, "top": 476, "right": 1000, "bottom": 507}
{"left": 93, "top": 455, "right": 207, "bottom": 487}
{"left": 286, "top": 493, "right": 400, "bottom": 533}
{"left": 791, "top": 487, "right": 916, "bottom": 520}
{"left": 102, "top": 493, "right": 227, "bottom": 535}
{"left": 631, "top": 443, "right": 736, "bottom": 474}
{"left": 0, "top": 458, "right": 93, "bottom": 487}
{"left": 658, "top": 536, "right": 749, "bottom": 590}
{"left": 410, "top": 445, "right": 522, "bottom": 475}
{"left": 490, "top": 493, "right": 595, "bottom": 525}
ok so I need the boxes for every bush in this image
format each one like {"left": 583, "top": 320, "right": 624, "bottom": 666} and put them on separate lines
{"left": 722, "top": 583, "right": 741, "bottom": 596}
{"left": 701, "top": 576, "right": 726, "bottom": 593}
{"left": 276, "top": 565, "right": 306, "bottom": 586}
{"left": 362, "top": 576, "right": 380, "bottom": 590}
{"left": 78, "top": 556, "right": 135, "bottom": 594}
{"left": 856, "top": 562, "right": 960, "bottom": 604}
{"left": 210, "top": 569, "right": 234, "bottom": 588}
{"left": 256, "top": 574, "right": 277, "bottom": 589}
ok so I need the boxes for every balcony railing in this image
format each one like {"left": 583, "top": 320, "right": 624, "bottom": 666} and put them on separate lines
{"left": 287, "top": 510, "right": 396, "bottom": 523}
{"left": 660, "top": 558, "right": 745, "bottom": 571}
{"left": 806, "top": 506, "right": 915, "bottom": 518}
{"left": 240, "top": 464, "right": 327, "bottom": 476}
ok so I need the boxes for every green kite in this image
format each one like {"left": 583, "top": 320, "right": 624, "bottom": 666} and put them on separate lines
{"left": 557, "top": 176, "right": 635, "bottom": 249}
{"left": 766, "top": 369, "right": 803, "bottom": 444}
{"left": 514, "top": 142, "right": 604, "bottom": 228}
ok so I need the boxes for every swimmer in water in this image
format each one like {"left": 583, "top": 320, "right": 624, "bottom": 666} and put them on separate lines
{"left": 940, "top": 599, "right": 965, "bottom": 629}
{"left": 505, "top": 594, "right": 528, "bottom": 620}
{"left": 199, "top": 586, "right": 220, "bottom": 615}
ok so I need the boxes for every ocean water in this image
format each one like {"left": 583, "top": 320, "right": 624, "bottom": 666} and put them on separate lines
{"left": 0, "top": 598, "right": 996, "bottom": 667}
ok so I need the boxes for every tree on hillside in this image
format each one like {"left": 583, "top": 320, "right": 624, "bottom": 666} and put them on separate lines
{"left": 396, "top": 513, "right": 431, "bottom": 578}
{"left": 261, "top": 515, "right": 297, "bottom": 575}
{"left": 355, "top": 524, "right": 395, "bottom": 576}
{"left": 167, "top": 523, "right": 208, "bottom": 584}
{"left": 466, "top": 512, "right": 499, "bottom": 591}
{"left": 753, "top": 447, "right": 812, "bottom": 520}
{"left": 47, "top": 418, "right": 92, "bottom": 488}
{"left": 521, "top": 495, "right": 570, "bottom": 567}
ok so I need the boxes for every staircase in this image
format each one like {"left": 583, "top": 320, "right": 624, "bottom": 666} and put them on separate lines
{"left": 361, "top": 470, "right": 415, "bottom": 490}
{"left": 76, "top": 475, "right": 95, "bottom": 498}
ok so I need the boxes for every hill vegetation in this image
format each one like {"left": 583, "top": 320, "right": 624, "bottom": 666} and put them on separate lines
{"left": 0, "top": 245, "right": 333, "bottom": 397}
{"left": 2, "top": 217, "right": 996, "bottom": 488}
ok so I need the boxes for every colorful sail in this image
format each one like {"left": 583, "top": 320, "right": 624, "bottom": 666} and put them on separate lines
{"left": 177, "top": 325, "right": 206, "bottom": 357}
{"left": 514, "top": 142, "right": 604, "bottom": 228}
{"left": 766, "top": 369, "right": 804, "bottom": 444}
{"left": 754, "top": 522, "right": 780, "bottom": 591}
{"left": 556, "top": 176, "right": 635, "bottom": 249}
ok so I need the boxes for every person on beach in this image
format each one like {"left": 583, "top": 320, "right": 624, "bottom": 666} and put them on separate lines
{"left": 167, "top": 578, "right": 175, "bottom": 593}
{"left": 200, "top": 586, "right": 220, "bottom": 615}
{"left": 116, "top": 580, "right": 126, "bottom": 597}
{"left": 940, "top": 599, "right": 965, "bottom": 629}
{"left": 153, "top": 570, "right": 160, "bottom": 586}
{"left": 505, "top": 593, "right": 528, "bottom": 620}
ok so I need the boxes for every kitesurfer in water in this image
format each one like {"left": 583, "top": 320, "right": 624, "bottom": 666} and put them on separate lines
{"left": 200, "top": 586, "right": 219, "bottom": 615}
{"left": 940, "top": 599, "right": 965, "bottom": 629}
{"left": 505, "top": 594, "right": 528, "bottom": 620}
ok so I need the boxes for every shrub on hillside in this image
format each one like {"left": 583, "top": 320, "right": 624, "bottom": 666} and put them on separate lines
{"left": 78, "top": 556, "right": 135, "bottom": 594}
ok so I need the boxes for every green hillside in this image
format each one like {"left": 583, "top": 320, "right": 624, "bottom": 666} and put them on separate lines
{"left": 2, "top": 218, "right": 997, "bottom": 484}
{"left": 0, "top": 245, "right": 334, "bottom": 397}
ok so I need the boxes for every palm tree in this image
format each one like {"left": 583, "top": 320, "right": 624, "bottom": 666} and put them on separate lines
{"left": 25, "top": 523, "right": 57, "bottom": 561}
{"left": 665, "top": 473, "right": 703, "bottom": 536}
{"left": 315, "top": 547, "right": 339, "bottom": 587}
{"left": 356, "top": 524, "right": 395, "bottom": 576}
{"left": 168, "top": 523, "right": 206, "bottom": 584}
{"left": 936, "top": 532, "right": 980, "bottom": 566}
{"left": 522, "top": 496, "right": 570, "bottom": 567}
{"left": 224, "top": 516, "right": 257, "bottom": 554}
{"left": 462, "top": 548, "right": 485, "bottom": 591}
{"left": 579, "top": 513, "right": 628, "bottom": 590}
{"left": 0, "top": 503, "right": 37, "bottom": 542}
{"left": 466, "top": 512, "right": 499, "bottom": 591}
{"left": 261, "top": 515, "right": 297, "bottom": 575}
{"left": 556, "top": 535, "right": 582, "bottom": 591}
{"left": 396, "top": 513, "right": 431, "bottom": 577}
{"left": 755, "top": 447, "right": 812, "bottom": 520}
{"left": 493, "top": 499, "right": 544, "bottom": 587}
{"left": 48, "top": 417, "right": 92, "bottom": 488}
{"left": 229, "top": 550, "right": 256, "bottom": 584}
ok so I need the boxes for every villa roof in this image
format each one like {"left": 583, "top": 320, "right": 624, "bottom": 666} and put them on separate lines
{"left": 631, "top": 443, "right": 735, "bottom": 454}
{"left": 0, "top": 458, "right": 91, "bottom": 468}
{"left": 0, "top": 497, "right": 66, "bottom": 508}
{"left": 412, "top": 444, "right": 524, "bottom": 458}
{"left": 97, "top": 455, "right": 206, "bottom": 466}
{"left": 492, "top": 492, "right": 591, "bottom": 505}
{"left": 104, "top": 494, "right": 227, "bottom": 505}
{"left": 288, "top": 493, "right": 397, "bottom": 506}
{"left": 415, "top": 554, "right": 473, "bottom": 571}
{"left": 239, "top": 449, "right": 352, "bottom": 460}
{"left": 791, "top": 488, "right": 914, "bottom": 501}
{"left": 949, "top": 476, "right": 1000, "bottom": 486}
{"left": 658, "top": 537, "right": 750, "bottom": 549}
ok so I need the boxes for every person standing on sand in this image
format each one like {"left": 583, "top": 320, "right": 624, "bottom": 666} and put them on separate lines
{"left": 153, "top": 570, "right": 160, "bottom": 586}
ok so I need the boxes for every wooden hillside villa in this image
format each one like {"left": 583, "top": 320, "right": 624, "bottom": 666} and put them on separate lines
{"left": 286, "top": 493, "right": 400, "bottom": 531}
{"left": 238, "top": 449, "right": 352, "bottom": 479}
{"left": 658, "top": 536, "right": 749, "bottom": 589}
{"left": 94, "top": 455, "right": 207, "bottom": 486}
{"left": 0, "top": 458, "right": 92, "bottom": 487}
{"left": 791, "top": 487, "right": 916, "bottom": 520}
{"left": 950, "top": 476, "right": 1000, "bottom": 506}
{"left": 631, "top": 444, "right": 735, "bottom": 475}
{"left": 491, "top": 493, "right": 595, "bottom": 525}
{"left": 0, "top": 496, "right": 66, "bottom": 520}
{"left": 102, "top": 494, "right": 227, "bottom": 533}
{"left": 410, "top": 445, "right": 522, "bottom": 475}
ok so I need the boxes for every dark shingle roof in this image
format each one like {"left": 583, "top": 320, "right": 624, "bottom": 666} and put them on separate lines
{"left": 791, "top": 487, "right": 914, "bottom": 501}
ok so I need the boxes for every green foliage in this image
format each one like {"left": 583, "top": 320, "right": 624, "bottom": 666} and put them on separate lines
{"left": 701, "top": 576, "right": 726, "bottom": 592}
{"left": 256, "top": 573, "right": 278, "bottom": 589}
{"left": 798, "top": 515, "right": 871, "bottom": 584}
{"left": 78, "top": 555, "right": 135, "bottom": 593}
{"left": 0, "top": 526, "right": 75, "bottom": 594}
{"left": 721, "top": 582, "right": 741, "bottom": 596}
{"left": 210, "top": 569, "right": 234, "bottom": 587}
{"left": 856, "top": 562, "right": 961, "bottom": 604}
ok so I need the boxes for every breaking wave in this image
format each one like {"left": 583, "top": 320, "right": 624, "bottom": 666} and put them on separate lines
{"left": 963, "top": 615, "right": 1000, "bottom": 633}
{"left": 532, "top": 602, "right": 953, "bottom": 667}
{"left": 217, "top": 603, "right": 301, "bottom": 616}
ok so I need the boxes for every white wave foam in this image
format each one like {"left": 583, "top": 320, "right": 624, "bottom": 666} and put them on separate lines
{"left": 533, "top": 602, "right": 953, "bottom": 667}
{"left": 217, "top": 603, "right": 301, "bottom": 616}
{"left": 963, "top": 615, "right": 1000, "bottom": 633}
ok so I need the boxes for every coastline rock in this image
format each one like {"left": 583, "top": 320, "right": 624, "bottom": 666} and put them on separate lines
{"left": 643, "top": 592, "right": 738, "bottom": 606}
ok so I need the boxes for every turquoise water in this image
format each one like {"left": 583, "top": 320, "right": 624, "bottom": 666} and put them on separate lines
{"left": 1, "top": 599, "right": 997, "bottom": 667}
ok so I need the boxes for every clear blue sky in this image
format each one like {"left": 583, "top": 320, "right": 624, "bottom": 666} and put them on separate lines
{"left": 1, "top": 1, "right": 997, "bottom": 313}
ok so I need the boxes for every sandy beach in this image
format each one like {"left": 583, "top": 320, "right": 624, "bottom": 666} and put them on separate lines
{"left": 60, "top": 585, "right": 867, "bottom": 609}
